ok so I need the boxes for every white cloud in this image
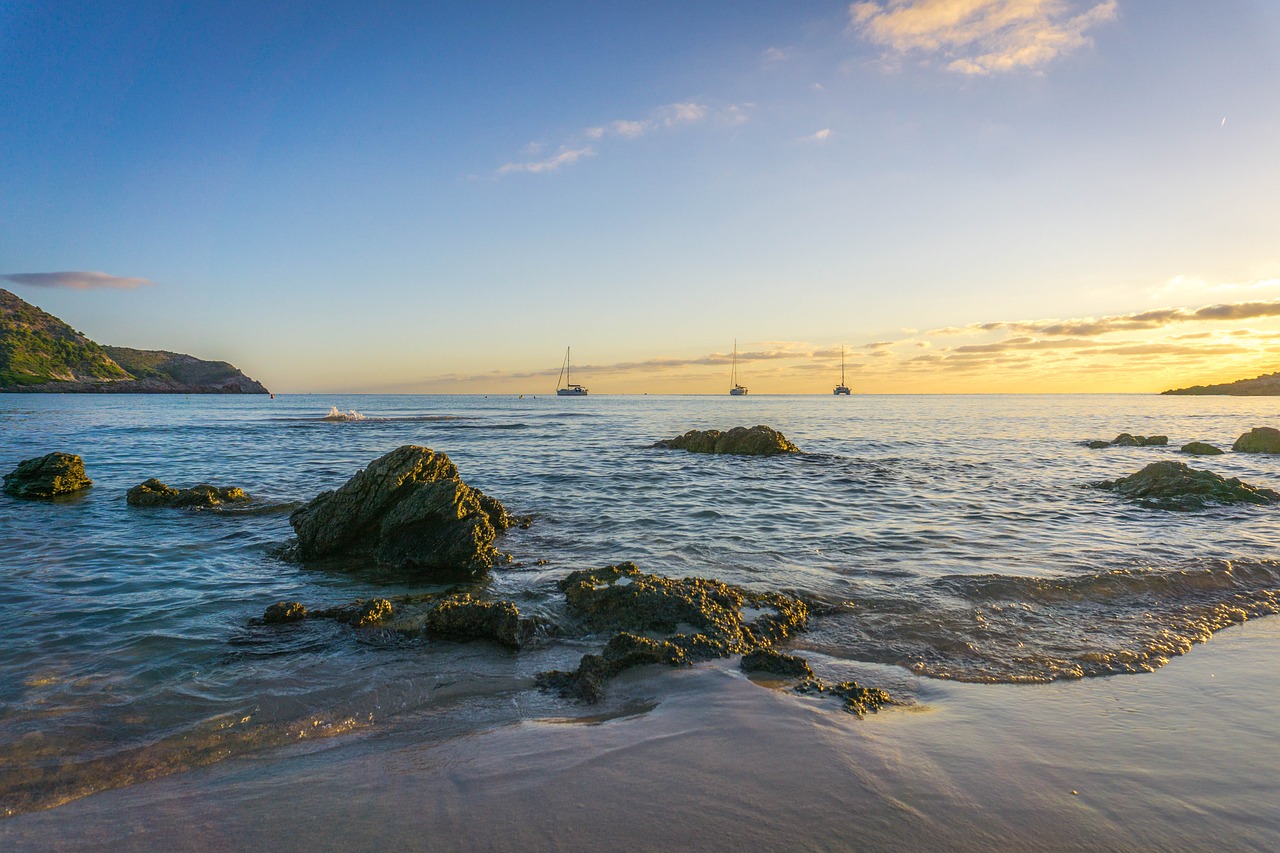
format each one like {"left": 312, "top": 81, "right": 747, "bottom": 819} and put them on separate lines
{"left": 497, "top": 145, "right": 595, "bottom": 175}
{"left": 1, "top": 271, "right": 152, "bottom": 290}
{"left": 850, "top": 0, "right": 1118, "bottom": 75}
{"left": 806, "top": 128, "right": 833, "bottom": 142}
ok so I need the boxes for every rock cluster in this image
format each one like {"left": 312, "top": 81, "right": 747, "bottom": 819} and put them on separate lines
{"left": 126, "top": 478, "right": 250, "bottom": 508}
{"left": 1232, "top": 427, "right": 1280, "bottom": 454}
{"left": 654, "top": 425, "right": 800, "bottom": 456}
{"left": 1085, "top": 433, "right": 1168, "bottom": 449}
{"left": 288, "top": 445, "right": 519, "bottom": 579}
{"left": 536, "top": 562, "right": 809, "bottom": 702}
{"left": 1095, "top": 460, "right": 1280, "bottom": 511}
{"left": 794, "top": 678, "right": 893, "bottom": 716}
{"left": 2, "top": 452, "right": 92, "bottom": 498}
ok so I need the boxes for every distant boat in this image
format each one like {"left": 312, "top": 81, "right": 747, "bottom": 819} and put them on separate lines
{"left": 556, "top": 347, "right": 588, "bottom": 396}
{"left": 834, "top": 345, "right": 851, "bottom": 395}
{"left": 729, "top": 339, "right": 748, "bottom": 396}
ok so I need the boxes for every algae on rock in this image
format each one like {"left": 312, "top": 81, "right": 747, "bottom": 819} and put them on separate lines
{"left": 127, "top": 478, "right": 250, "bottom": 508}
{"left": 1094, "top": 460, "right": 1280, "bottom": 511}
{"left": 287, "top": 445, "right": 519, "bottom": 579}
{"left": 2, "top": 452, "right": 92, "bottom": 498}
{"left": 1232, "top": 427, "right": 1280, "bottom": 454}
{"left": 653, "top": 425, "right": 800, "bottom": 456}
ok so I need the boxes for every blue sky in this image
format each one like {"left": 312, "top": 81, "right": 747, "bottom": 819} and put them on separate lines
{"left": 3, "top": 1, "right": 1280, "bottom": 393}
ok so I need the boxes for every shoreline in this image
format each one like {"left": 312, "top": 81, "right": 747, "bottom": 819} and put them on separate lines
{"left": 4, "top": 617, "right": 1277, "bottom": 852}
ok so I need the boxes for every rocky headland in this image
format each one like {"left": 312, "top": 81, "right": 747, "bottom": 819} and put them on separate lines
{"left": 1162, "top": 372, "right": 1280, "bottom": 396}
{"left": 0, "top": 289, "right": 268, "bottom": 393}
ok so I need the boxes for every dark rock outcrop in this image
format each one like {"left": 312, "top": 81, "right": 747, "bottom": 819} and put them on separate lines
{"left": 126, "top": 478, "right": 250, "bottom": 508}
{"left": 1087, "top": 433, "right": 1167, "bottom": 448}
{"left": 2, "top": 452, "right": 92, "bottom": 498}
{"left": 263, "top": 601, "right": 307, "bottom": 623}
{"left": 287, "top": 445, "right": 517, "bottom": 579}
{"left": 740, "top": 649, "right": 814, "bottom": 679}
{"left": 424, "top": 593, "right": 537, "bottom": 649}
{"left": 309, "top": 598, "right": 394, "bottom": 627}
{"left": 1232, "top": 427, "right": 1280, "bottom": 454}
{"left": 1180, "top": 442, "right": 1224, "bottom": 456}
{"left": 795, "top": 678, "right": 893, "bottom": 716}
{"left": 537, "top": 562, "right": 811, "bottom": 702}
{"left": 1094, "top": 460, "right": 1280, "bottom": 511}
{"left": 653, "top": 425, "right": 800, "bottom": 456}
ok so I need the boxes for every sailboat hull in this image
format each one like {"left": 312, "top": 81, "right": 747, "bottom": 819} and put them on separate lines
{"left": 729, "top": 387, "right": 748, "bottom": 396}
{"left": 833, "top": 386, "right": 850, "bottom": 395}
{"left": 557, "top": 386, "right": 588, "bottom": 396}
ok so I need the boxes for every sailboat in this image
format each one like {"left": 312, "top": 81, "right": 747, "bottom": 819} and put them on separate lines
{"left": 556, "top": 347, "right": 588, "bottom": 396}
{"left": 833, "top": 345, "right": 851, "bottom": 395}
{"left": 729, "top": 339, "right": 748, "bottom": 396}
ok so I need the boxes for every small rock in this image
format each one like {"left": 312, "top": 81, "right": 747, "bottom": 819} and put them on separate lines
{"left": 1233, "top": 427, "right": 1280, "bottom": 454}
{"left": 1180, "top": 442, "right": 1224, "bottom": 456}
{"left": 263, "top": 601, "right": 307, "bottom": 623}
{"left": 1084, "top": 440, "right": 1111, "bottom": 449}
{"left": 1094, "top": 460, "right": 1280, "bottom": 510}
{"left": 127, "top": 478, "right": 250, "bottom": 508}
{"left": 740, "top": 649, "right": 814, "bottom": 679}
{"left": 424, "top": 593, "right": 537, "bottom": 649}
{"left": 2, "top": 452, "right": 92, "bottom": 499}
{"left": 653, "top": 425, "right": 800, "bottom": 456}
{"left": 795, "top": 677, "right": 893, "bottom": 716}
{"left": 309, "top": 598, "right": 393, "bottom": 627}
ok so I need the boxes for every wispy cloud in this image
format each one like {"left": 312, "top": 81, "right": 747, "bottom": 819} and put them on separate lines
{"left": 1, "top": 271, "right": 153, "bottom": 290}
{"left": 497, "top": 145, "right": 596, "bottom": 175}
{"left": 500, "top": 101, "right": 743, "bottom": 177}
{"left": 804, "top": 128, "right": 833, "bottom": 142}
{"left": 850, "top": 0, "right": 1118, "bottom": 75}
{"left": 931, "top": 299, "right": 1280, "bottom": 337}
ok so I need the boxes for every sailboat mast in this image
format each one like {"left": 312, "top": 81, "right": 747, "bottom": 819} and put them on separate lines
{"left": 841, "top": 346, "right": 845, "bottom": 384}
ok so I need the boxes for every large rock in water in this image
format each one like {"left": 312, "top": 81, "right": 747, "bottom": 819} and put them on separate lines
{"left": 653, "top": 425, "right": 800, "bottom": 456}
{"left": 2, "top": 452, "right": 92, "bottom": 498}
{"left": 1095, "top": 460, "right": 1280, "bottom": 511}
{"left": 288, "top": 445, "right": 516, "bottom": 578}
{"left": 1232, "top": 427, "right": 1280, "bottom": 454}
{"left": 127, "top": 478, "right": 250, "bottom": 507}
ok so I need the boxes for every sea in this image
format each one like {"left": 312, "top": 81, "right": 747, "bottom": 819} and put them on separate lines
{"left": 2, "top": 393, "right": 1279, "bottom": 849}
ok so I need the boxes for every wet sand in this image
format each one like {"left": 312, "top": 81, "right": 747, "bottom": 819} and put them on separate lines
{"left": 4, "top": 619, "right": 1278, "bottom": 852}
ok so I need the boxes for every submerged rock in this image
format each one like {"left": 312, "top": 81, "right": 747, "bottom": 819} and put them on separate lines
{"left": 740, "top": 649, "right": 814, "bottom": 679}
{"left": 653, "top": 425, "right": 800, "bottom": 456}
{"left": 309, "top": 598, "right": 394, "bottom": 627}
{"left": 1095, "top": 460, "right": 1280, "bottom": 511}
{"left": 795, "top": 678, "right": 892, "bottom": 716}
{"left": 126, "top": 478, "right": 250, "bottom": 508}
{"left": 1232, "top": 427, "right": 1280, "bottom": 454}
{"left": 1087, "top": 433, "right": 1168, "bottom": 448}
{"left": 424, "top": 593, "right": 537, "bottom": 649}
{"left": 1180, "top": 442, "right": 1224, "bottom": 456}
{"left": 263, "top": 601, "right": 307, "bottom": 624}
{"left": 538, "top": 562, "right": 810, "bottom": 702}
{"left": 2, "top": 452, "right": 92, "bottom": 499}
{"left": 287, "top": 445, "right": 518, "bottom": 579}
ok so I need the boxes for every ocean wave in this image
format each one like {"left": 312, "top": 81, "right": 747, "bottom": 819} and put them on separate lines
{"left": 802, "top": 560, "right": 1280, "bottom": 683}
{"left": 321, "top": 407, "right": 369, "bottom": 421}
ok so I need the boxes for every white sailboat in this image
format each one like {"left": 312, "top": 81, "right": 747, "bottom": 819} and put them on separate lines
{"left": 833, "top": 345, "right": 851, "bottom": 395}
{"left": 729, "top": 339, "right": 748, "bottom": 396}
{"left": 556, "top": 347, "right": 588, "bottom": 396}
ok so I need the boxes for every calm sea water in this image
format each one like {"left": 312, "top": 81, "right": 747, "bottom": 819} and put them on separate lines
{"left": 2, "top": 392, "right": 1279, "bottom": 816}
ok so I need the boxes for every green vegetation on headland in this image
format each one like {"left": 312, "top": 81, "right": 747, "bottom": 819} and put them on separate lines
{"left": 1162, "top": 372, "right": 1280, "bottom": 395}
{"left": 0, "top": 289, "right": 268, "bottom": 393}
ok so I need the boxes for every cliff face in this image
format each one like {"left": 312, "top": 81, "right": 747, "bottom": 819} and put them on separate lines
{"left": 1162, "top": 372, "right": 1280, "bottom": 396}
{"left": 0, "top": 289, "right": 269, "bottom": 394}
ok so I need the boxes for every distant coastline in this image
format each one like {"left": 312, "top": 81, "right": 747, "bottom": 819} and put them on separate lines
{"left": 1162, "top": 372, "right": 1280, "bottom": 396}
{"left": 0, "top": 289, "right": 269, "bottom": 394}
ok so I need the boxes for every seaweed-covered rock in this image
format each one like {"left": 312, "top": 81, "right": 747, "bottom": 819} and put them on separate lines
{"left": 1088, "top": 433, "right": 1168, "bottom": 448}
{"left": 1232, "top": 427, "right": 1280, "bottom": 454}
{"left": 288, "top": 445, "right": 517, "bottom": 579}
{"left": 535, "top": 632, "right": 691, "bottom": 702}
{"left": 2, "top": 452, "right": 92, "bottom": 498}
{"left": 126, "top": 478, "right": 250, "bottom": 508}
{"left": 309, "top": 598, "right": 393, "bottom": 627}
{"left": 424, "top": 593, "right": 536, "bottom": 649}
{"left": 1095, "top": 460, "right": 1280, "bottom": 511}
{"left": 539, "top": 563, "right": 810, "bottom": 702}
{"left": 653, "top": 425, "right": 800, "bottom": 456}
{"left": 1181, "top": 442, "right": 1224, "bottom": 456}
{"left": 795, "top": 678, "right": 892, "bottom": 716}
{"left": 740, "top": 649, "right": 814, "bottom": 679}
{"left": 263, "top": 601, "right": 307, "bottom": 623}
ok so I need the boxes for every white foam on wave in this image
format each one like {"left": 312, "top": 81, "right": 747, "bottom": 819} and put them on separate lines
{"left": 321, "top": 406, "right": 368, "bottom": 422}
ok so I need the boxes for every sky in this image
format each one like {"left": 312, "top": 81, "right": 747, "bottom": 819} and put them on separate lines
{"left": 2, "top": 0, "right": 1279, "bottom": 394}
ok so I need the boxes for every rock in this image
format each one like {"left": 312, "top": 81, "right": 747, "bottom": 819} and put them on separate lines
{"left": 287, "top": 445, "right": 517, "bottom": 579}
{"left": 1086, "top": 434, "right": 1168, "bottom": 449}
{"left": 1110, "top": 433, "right": 1141, "bottom": 447}
{"left": 653, "top": 425, "right": 800, "bottom": 456}
{"left": 1180, "top": 442, "right": 1224, "bottom": 456}
{"left": 424, "top": 593, "right": 537, "bottom": 649}
{"left": 740, "top": 649, "right": 814, "bottom": 679}
{"left": 1084, "top": 440, "right": 1111, "bottom": 449}
{"left": 1094, "top": 460, "right": 1280, "bottom": 511}
{"left": 538, "top": 562, "right": 810, "bottom": 702}
{"left": 263, "top": 601, "right": 307, "bottom": 623}
{"left": 795, "top": 678, "right": 892, "bottom": 716}
{"left": 1233, "top": 427, "right": 1280, "bottom": 454}
{"left": 126, "top": 478, "right": 250, "bottom": 508}
{"left": 2, "top": 452, "right": 92, "bottom": 498}
{"left": 309, "top": 598, "right": 394, "bottom": 627}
